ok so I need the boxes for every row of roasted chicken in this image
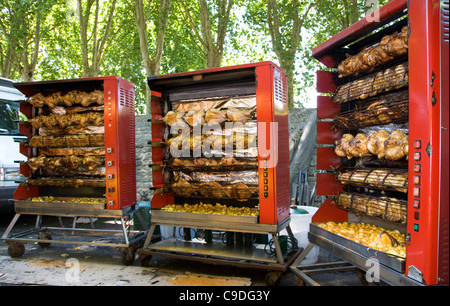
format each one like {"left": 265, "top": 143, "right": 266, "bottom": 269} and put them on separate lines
{"left": 337, "top": 26, "right": 408, "bottom": 78}
{"left": 164, "top": 108, "right": 254, "bottom": 127}
{"left": 337, "top": 192, "right": 407, "bottom": 224}
{"left": 337, "top": 168, "right": 407, "bottom": 193}
{"left": 332, "top": 90, "right": 409, "bottom": 130}
{"left": 166, "top": 134, "right": 256, "bottom": 151}
{"left": 334, "top": 62, "right": 408, "bottom": 104}
{"left": 171, "top": 180, "right": 255, "bottom": 202}
{"left": 335, "top": 129, "right": 408, "bottom": 161}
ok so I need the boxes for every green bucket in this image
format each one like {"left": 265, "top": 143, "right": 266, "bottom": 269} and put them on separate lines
{"left": 134, "top": 201, "right": 151, "bottom": 231}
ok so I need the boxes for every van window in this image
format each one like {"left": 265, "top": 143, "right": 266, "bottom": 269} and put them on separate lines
{"left": 0, "top": 100, "right": 21, "bottom": 135}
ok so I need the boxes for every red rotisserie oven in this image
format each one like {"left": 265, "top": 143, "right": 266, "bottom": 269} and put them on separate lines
{"left": 1, "top": 76, "right": 145, "bottom": 264}
{"left": 138, "top": 62, "right": 298, "bottom": 284}
{"left": 291, "top": 0, "right": 448, "bottom": 286}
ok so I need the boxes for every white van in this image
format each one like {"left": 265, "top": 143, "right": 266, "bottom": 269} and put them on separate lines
{"left": 0, "top": 78, "right": 26, "bottom": 214}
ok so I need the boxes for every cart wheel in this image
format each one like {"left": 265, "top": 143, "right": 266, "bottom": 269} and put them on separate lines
{"left": 294, "top": 275, "right": 306, "bottom": 286}
{"left": 37, "top": 232, "right": 52, "bottom": 247}
{"left": 356, "top": 269, "right": 370, "bottom": 286}
{"left": 121, "top": 249, "right": 136, "bottom": 266}
{"left": 140, "top": 254, "right": 152, "bottom": 267}
{"left": 8, "top": 243, "right": 25, "bottom": 258}
{"left": 265, "top": 271, "right": 282, "bottom": 286}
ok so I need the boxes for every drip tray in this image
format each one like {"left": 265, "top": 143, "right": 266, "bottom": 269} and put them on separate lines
{"left": 309, "top": 224, "right": 405, "bottom": 273}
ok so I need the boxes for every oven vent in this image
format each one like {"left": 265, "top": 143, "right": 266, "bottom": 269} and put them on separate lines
{"left": 442, "top": 0, "right": 449, "bottom": 43}
{"left": 440, "top": 217, "right": 449, "bottom": 283}
{"left": 120, "top": 88, "right": 134, "bottom": 108}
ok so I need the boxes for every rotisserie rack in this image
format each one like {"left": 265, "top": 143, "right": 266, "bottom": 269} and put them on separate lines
{"left": 291, "top": 7, "right": 418, "bottom": 286}
{"left": 294, "top": 0, "right": 448, "bottom": 286}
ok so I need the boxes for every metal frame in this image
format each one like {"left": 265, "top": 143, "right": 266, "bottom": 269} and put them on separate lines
{"left": 148, "top": 61, "right": 290, "bottom": 226}
{"left": 138, "top": 214, "right": 301, "bottom": 284}
{"left": 13, "top": 76, "right": 137, "bottom": 211}
{"left": 139, "top": 62, "right": 294, "bottom": 283}
{"left": 291, "top": 233, "right": 423, "bottom": 286}
{"left": 4, "top": 76, "right": 143, "bottom": 264}
{"left": 1, "top": 205, "right": 148, "bottom": 264}
{"left": 298, "top": 0, "right": 449, "bottom": 286}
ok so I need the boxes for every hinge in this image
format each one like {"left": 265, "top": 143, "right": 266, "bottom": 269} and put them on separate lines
{"left": 408, "top": 265, "right": 424, "bottom": 283}
{"left": 426, "top": 143, "right": 432, "bottom": 157}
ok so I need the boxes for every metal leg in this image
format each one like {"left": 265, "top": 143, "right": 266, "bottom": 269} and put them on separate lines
{"left": 142, "top": 224, "right": 157, "bottom": 249}
{"left": 2, "top": 213, "right": 21, "bottom": 239}
{"left": 35, "top": 215, "right": 43, "bottom": 229}
{"left": 134, "top": 211, "right": 149, "bottom": 231}
{"left": 57, "top": 217, "right": 64, "bottom": 227}
{"left": 285, "top": 225, "right": 296, "bottom": 242}
{"left": 271, "top": 234, "right": 284, "bottom": 264}
{"left": 71, "top": 217, "right": 77, "bottom": 235}
{"left": 119, "top": 217, "right": 129, "bottom": 245}
{"left": 292, "top": 242, "right": 314, "bottom": 267}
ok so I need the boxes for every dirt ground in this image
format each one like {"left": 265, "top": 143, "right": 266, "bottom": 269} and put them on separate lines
{"left": 0, "top": 213, "right": 365, "bottom": 287}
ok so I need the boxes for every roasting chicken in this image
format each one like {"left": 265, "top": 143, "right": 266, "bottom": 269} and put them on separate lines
{"left": 27, "top": 178, "right": 105, "bottom": 188}
{"left": 348, "top": 133, "right": 371, "bottom": 158}
{"left": 224, "top": 182, "right": 253, "bottom": 201}
{"left": 172, "top": 180, "right": 195, "bottom": 197}
{"left": 367, "top": 129, "right": 390, "bottom": 159}
{"left": 198, "top": 181, "right": 225, "bottom": 198}
{"left": 184, "top": 110, "right": 205, "bottom": 126}
{"left": 335, "top": 130, "right": 409, "bottom": 160}
{"left": 28, "top": 134, "right": 105, "bottom": 148}
{"left": 337, "top": 26, "right": 409, "bottom": 78}
{"left": 28, "top": 155, "right": 104, "bottom": 171}
{"left": 220, "top": 157, "right": 239, "bottom": 166}
{"left": 384, "top": 130, "right": 408, "bottom": 160}
{"left": 61, "top": 90, "right": 79, "bottom": 107}
{"left": 29, "top": 112, "right": 104, "bottom": 129}
{"left": 335, "top": 134, "right": 354, "bottom": 159}
{"left": 226, "top": 108, "right": 253, "bottom": 123}
{"left": 27, "top": 93, "right": 46, "bottom": 108}
{"left": 205, "top": 109, "right": 227, "bottom": 125}
{"left": 193, "top": 158, "right": 219, "bottom": 167}
{"left": 172, "top": 158, "right": 194, "bottom": 167}
{"left": 171, "top": 157, "right": 256, "bottom": 168}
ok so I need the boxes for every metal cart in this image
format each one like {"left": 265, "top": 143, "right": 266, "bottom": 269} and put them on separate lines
{"left": 138, "top": 210, "right": 301, "bottom": 285}
{"left": 1, "top": 201, "right": 148, "bottom": 265}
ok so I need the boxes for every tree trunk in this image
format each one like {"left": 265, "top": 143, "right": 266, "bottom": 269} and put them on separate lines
{"left": 0, "top": 0, "right": 44, "bottom": 81}
{"left": 179, "top": 0, "right": 233, "bottom": 69}
{"left": 267, "top": 0, "right": 313, "bottom": 108}
{"left": 77, "top": 0, "right": 118, "bottom": 78}
{"left": 131, "top": 0, "right": 172, "bottom": 114}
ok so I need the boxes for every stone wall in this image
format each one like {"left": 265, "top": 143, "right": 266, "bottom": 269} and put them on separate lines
{"left": 135, "top": 115, "right": 152, "bottom": 202}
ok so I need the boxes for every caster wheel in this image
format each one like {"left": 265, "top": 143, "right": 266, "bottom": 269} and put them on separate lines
{"left": 356, "top": 269, "right": 370, "bottom": 286}
{"left": 265, "top": 271, "right": 282, "bottom": 286}
{"left": 37, "top": 232, "right": 52, "bottom": 247}
{"left": 8, "top": 243, "right": 25, "bottom": 258}
{"left": 140, "top": 254, "right": 152, "bottom": 267}
{"left": 121, "top": 249, "right": 136, "bottom": 266}
{"left": 294, "top": 275, "right": 306, "bottom": 286}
